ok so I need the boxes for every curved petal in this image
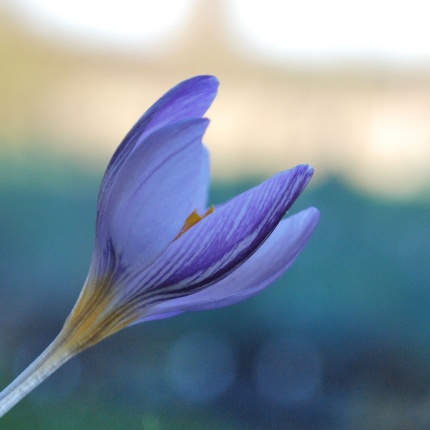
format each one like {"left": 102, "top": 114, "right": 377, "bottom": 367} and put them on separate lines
{"left": 133, "top": 310, "right": 182, "bottom": 323}
{"left": 120, "top": 164, "right": 314, "bottom": 314}
{"left": 194, "top": 146, "right": 211, "bottom": 212}
{"left": 98, "top": 119, "right": 209, "bottom": 270}
{"left": 182, "top": 207, "right": 320, "bottom": 311}
{"left": 97, "top": 76, "right": 219, "bottom": 223}
{"left": 137, "top": 207, "right": 319, "bottom": 319}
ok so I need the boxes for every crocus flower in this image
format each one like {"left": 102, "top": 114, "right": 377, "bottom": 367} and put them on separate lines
{"left": 0, "top": 75, "right": 319, "bottom": 417}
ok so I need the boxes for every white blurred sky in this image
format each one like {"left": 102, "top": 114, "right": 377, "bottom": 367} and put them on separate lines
{"left": 5, "top": 0, "right": 430, "bottom": 65}
{"left": 2, "top": 0, "right": 430, "bottom": 198}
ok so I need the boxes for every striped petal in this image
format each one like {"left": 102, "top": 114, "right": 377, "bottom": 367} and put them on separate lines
{"left": 98, "top": 119, "right": 209, "bottom": 270}
{"left": 165, "top": 208, "right": 319, "bottom": 312}
{"left": 120, "top": 165, "right": 314, "bottom": 317}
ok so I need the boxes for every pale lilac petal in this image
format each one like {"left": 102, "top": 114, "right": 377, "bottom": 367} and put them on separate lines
{"left": 194, "top": 146, "right": 211, "bottom": 212}
{"left": 133, "top": 311, "right": 182, "bottom": 323}
{"left": 97, "top": 76, "right": 219, "bottom": 222}
{"left": 121, "top": 165, "right": 314, "bottom": 313}
{"left": 99, "top": 119, "right": 209, "bottom": 269}
{"left": 138, "top": 207, "right": 319, "bottom": 318}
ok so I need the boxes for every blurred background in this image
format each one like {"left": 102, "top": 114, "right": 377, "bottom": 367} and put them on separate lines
{"left": 1, "top": 0, "right": 430, "bottom": 429}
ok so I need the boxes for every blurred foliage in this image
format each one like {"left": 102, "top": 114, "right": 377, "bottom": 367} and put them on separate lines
{"left": 1, "top": 153, "right": 430, "bottom": 429}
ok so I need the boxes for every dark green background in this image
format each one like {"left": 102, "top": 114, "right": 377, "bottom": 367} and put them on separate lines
{"left": 1, "top": 153, "right": 429, "bottom": 429}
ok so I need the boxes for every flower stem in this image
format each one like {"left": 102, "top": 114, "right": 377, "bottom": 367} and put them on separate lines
{"left": 0, "top": 333, "right": 75, "bottom": 418}
{"left": 0, "top": 279, "right": 133, "bottom": 418}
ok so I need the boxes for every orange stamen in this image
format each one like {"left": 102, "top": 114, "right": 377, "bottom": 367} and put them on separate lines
{"left": 177, "top": 206, "right": 215, "bottom": 238}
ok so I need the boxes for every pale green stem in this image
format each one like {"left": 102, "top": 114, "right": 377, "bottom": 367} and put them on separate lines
{"left": 0, "top": 278, "right": 132, "bottom": 418}
{"left": 0, "top": 333, "right": 75, "bottom": 418}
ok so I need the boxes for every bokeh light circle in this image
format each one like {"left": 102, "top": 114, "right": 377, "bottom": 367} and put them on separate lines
{"left": 253, "top": 335, "right": 322, "bottom": 406}
{"left": 166, "top": 330, "right": 237, "bottom": 403}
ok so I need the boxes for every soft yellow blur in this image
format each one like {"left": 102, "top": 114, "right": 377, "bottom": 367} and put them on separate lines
{"left": 1, "top": 0, "right": 430, "bottom": 199}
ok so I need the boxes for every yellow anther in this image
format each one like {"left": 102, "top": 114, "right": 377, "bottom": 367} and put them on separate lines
{"left": 177, "top": 206, "right": 215, "bottom": 238}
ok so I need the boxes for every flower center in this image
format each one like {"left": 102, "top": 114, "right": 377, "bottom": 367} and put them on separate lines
{"left": 177, "top": 206, "right": 214, "bottom": 238}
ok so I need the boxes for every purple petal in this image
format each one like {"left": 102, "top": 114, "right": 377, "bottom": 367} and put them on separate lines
{"left": 97, "top": 76, "right": 219, "bottom": 223}
{"left": 137, "top": 208, "right": 319, "bottom": 319}
{"left": 194, "top": 146, "right": 211, "bottom": 212}
{"left": 121, "top": 165, "right": 314, "bottom": 312}
{"left": 181, "top": 208, "right": 320, "bottom": 311}
{"left": 132, "top": 310, "right": 182, "bottom": 323}
{"left": 98, "top": 119, "right": 209, "bottom": 269}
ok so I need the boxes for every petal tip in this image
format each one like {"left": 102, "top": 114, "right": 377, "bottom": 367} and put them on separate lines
{"left": 297, "top": 164, "right": 314, "bottom": 178}
{"left": 294, "top": 164, "right": 315, "bottom": 191}
{"left": 182, "top": 75, "right": 220, "bottom": 96}
{"left": 307, "top": 206, "right": 321, "bottom": 225}
{"left": 191, "top": 74, "right": 220, "bottom": 87}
